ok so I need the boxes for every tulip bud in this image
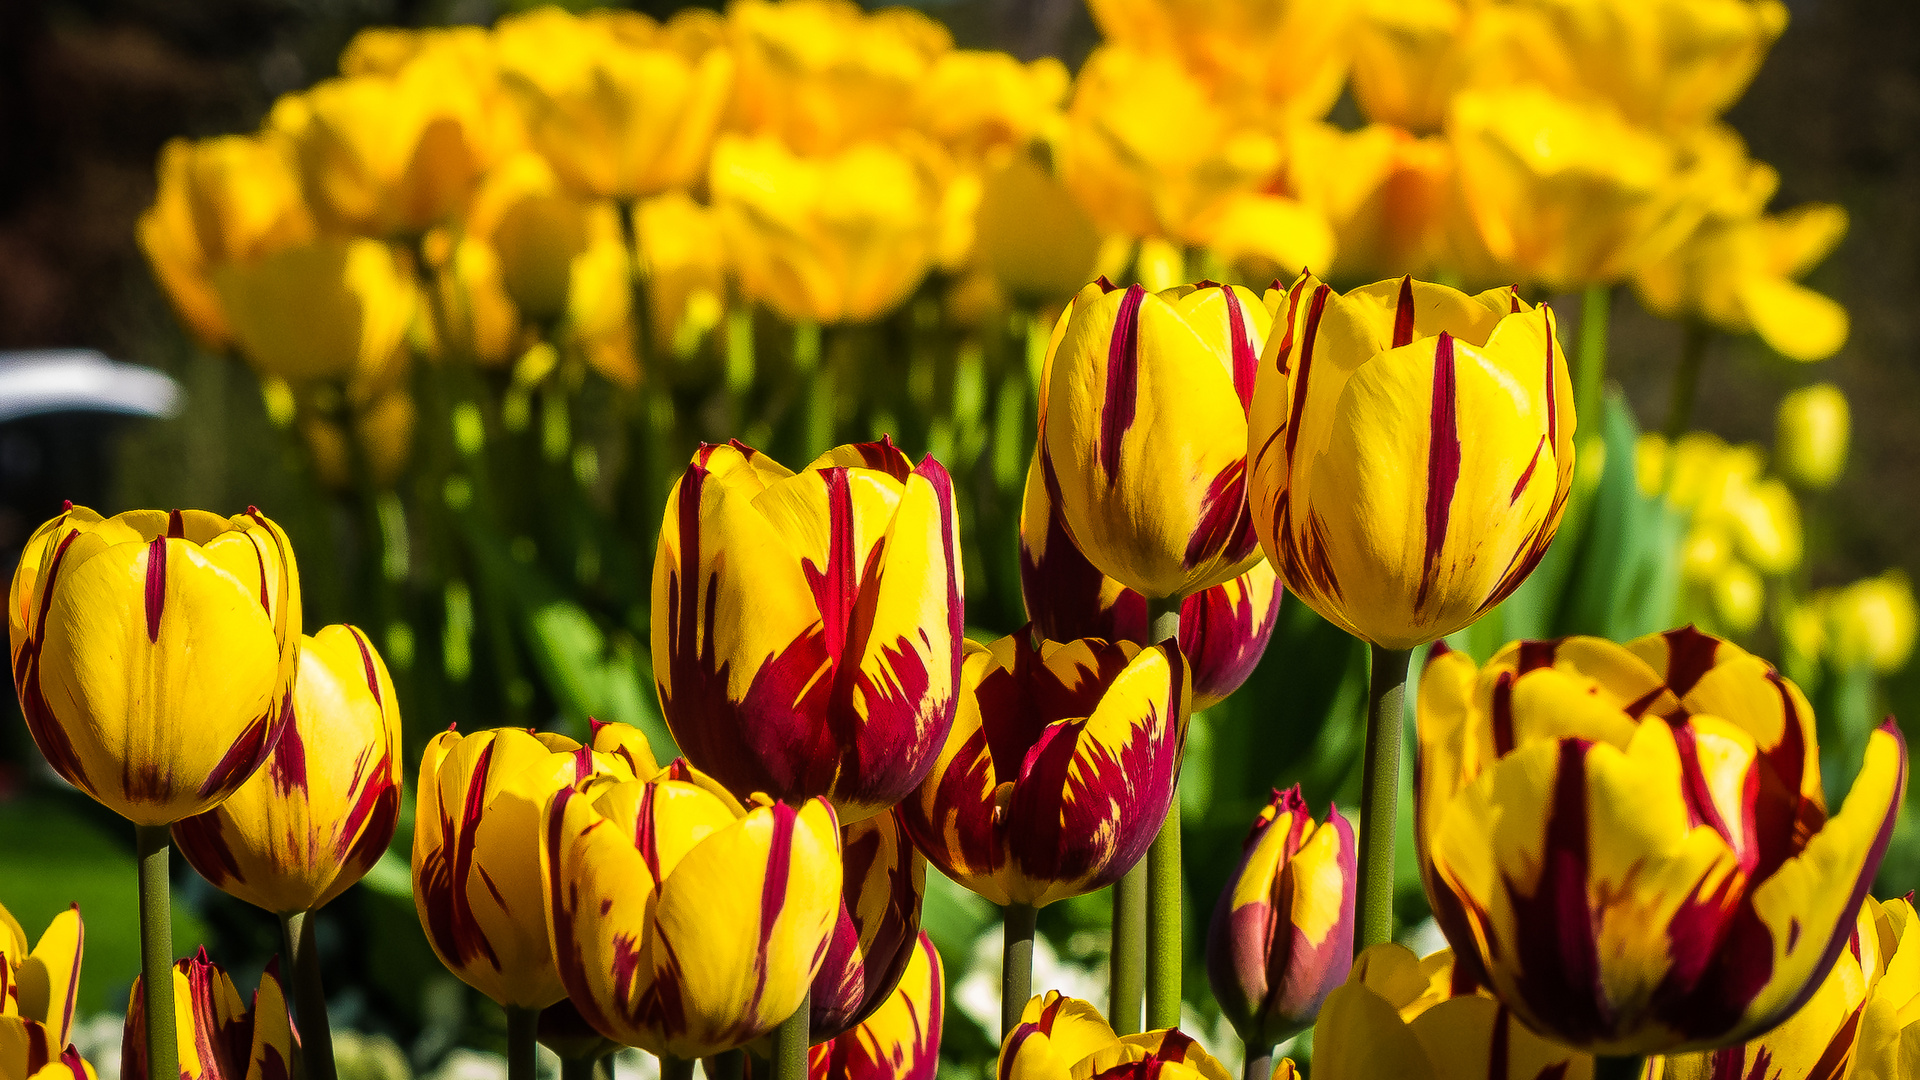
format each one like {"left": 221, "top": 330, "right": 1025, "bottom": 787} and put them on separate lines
{"left": 975, "top": 153, "right": 1103, "bottom": 304}
{"left": 813, "top": 810, "right": 926, "bottom": 1041}
{"left": 1248, "top": 275, "right": 1575, "bottom": 650}
{"left": 1828, "top": 572, "right": 1919, "bottom": 675}
{"left": 173, "top": 625, "right": 403, "bottom": 915}
{"left": 902, "top": 630, "right": 1190, "bottom": 908}
{"left": 1707, "top": 559, "right": 1765, "bottom": 634}
{"left": 1206, "top": 787, "right": 1356, "bottom": 1048}
{"left": 542, "top": 765, "right": 843, "bottom": 1057}
{"left": 412, "top": 725, "right": 644, "bottom": 1009}
{"left": 1776, "top": 383, "right": 1850, "bottom": 490}
{"left": 808, "top": 931, "right": 944, "bottom": 1080}
{"left": 999, "top": 991, "right": 1243, "bottom": 1080}
{"left": 1416, "top": 629, "right": 1909, "bottom": 1054}
{"left": 9, "top": 506, "right": 301, "bottom": 826}
{"left": 653, "top": 438, "right": 963, "bottom": 822}
{"left": 212, "top": 237, "right": 416, "bottom": 387}
{"left": 121, "top": 948, "right": 295, "bottom": 1080}
{"left": 0, "top": 902, "right": 84, "bottom": 1074}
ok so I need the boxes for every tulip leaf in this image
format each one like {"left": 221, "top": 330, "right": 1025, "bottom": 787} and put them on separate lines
{"left": 1555, "top": 391, "right": 1681, "bottom": 640}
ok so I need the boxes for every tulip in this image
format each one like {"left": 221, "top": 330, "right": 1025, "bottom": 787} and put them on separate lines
{"left": 1200, "top": 194, "right": 1337, "bottom": 293}
{"left": 998, "top": 991, "right": 1245, "bottom": 1080}
{"left": 541, "top": 764, "right": 843, "bottom": 1056}
{"left": 0, "top": 902, "right": 84, "bottom": 1077}
{"left": 813, "top": 810, "right": 926, "bottom": 1041}
{"left": 1282, "top": 123, "right": 1453, "bottom": 282}
{"left": 636, "top": 192, "right": 728, "bottom": 364}
{"left": 1206, "top": 787, "right": 1356, "bottom": 1054}
{"left": 901, "top": 630, "right": 1190, "bottom": 908}
{"left": 809, "top": 931, "right": 944, "bottom": 1080}
{"left": 121, "top": 948, "right": 296, "bottom": 1080}
{"left": 1776, "top": 384, "right": 1851, "bottom": 490}
{"left": 974, "top": 153, "right": 1104, "bottom": 304}
{"left": 211, "top": 237, "right": 416, "bottom": 388}
{"left": 1019, "top": 452, "right": 1281, "bottom": 709}
{"left": 1082, "top": 0, "right": 1353, "bottom": 123}
{"left": 912, "top": 52, "right": 1069, "bottom": 165}
{"left": 1348, "top": 0, "right": 1479, "bottom": 134}
{"left": 1828, "top": 573, "right": 1918, "bottom": 676}
{"left": 652, "top": 438, "right": 962, "bottom": 821}
{"left": 1041, "top": 279, "right": 1271, "bottom": 601}
{"left": 1311, "top": 942, "right": 1592, "bottom": 1080}
{"left": 1416, "top": 628, "right": 1910, "bottom": 1055}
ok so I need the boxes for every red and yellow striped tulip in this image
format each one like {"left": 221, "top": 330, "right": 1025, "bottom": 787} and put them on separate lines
{"left": 901, "top": 631, "right": 1190, "bottom": 908}
{"left": 1040, "top": 279, "right": 1271, "bottom": 601}
{"left": 541, "top": 763, "right": 843, "bottom": 1056}
{"left": 1019, "top": 450, "right": 1281, "bottom": 709}
{"left": 809, "top": 931, "right": 944, "bottom": 1080}
{"left": 121, "top": 948, "right": 295, "bottom": 1080}
{"left": 1247, "top": 274, "right": 1574, "bottom": 651}
{"left": 1205, "top": 786, "right": 1356, "bottom": 1048}
{"left": 412, "top": 724, "right": 646, "bottom": 1010}
{"left": 0, "top": 902, "right": 84, "bottom": 1079}
{"left": 1311, "top": 942, "right": 1592, "bottom": 1080}
{"left": 21, "top": 1047, "right": 93, "bottom": 1080}
{"left": 813, "top": 809, "right": 926, "bottom": 1041}
{"left": 1416, "top": 628, "right": 1910, "bottom": 1055}
{"left": 173, "top": 624, "right": 401, "bottom": 914}
{"left": 653, "top": 438, "right": 963, "bottom": 822}
{"left": 9, "top": 506, "right": 301, "bottom": 826}
{"left": 998, "top": 991, "right": 1239, "bottom": 1080}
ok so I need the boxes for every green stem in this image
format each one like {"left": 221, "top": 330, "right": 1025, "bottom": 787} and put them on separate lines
{"left": 136, "top": 825, "right": 178, "bottom": 1080}
{"left": 1577, "top": 286, "right": 1610, "bottom": 443}
{"left": 658, "top": 1056, "right": 694, "bottom": 1080}
{"left": 564, "top": 1058, "right": 604, "bottom": 1080}
{"left": 1593, "top": 1055, "right": 1647, "bottom": 1080}
{"left": 772, "top": 989, "right": 811, "bottom": 1080}
{"left": 712, "top": 1049, "right": 746, "bottom": 1080}
{"left": 1003, "top": 903, "right": 1038, "bottom": 1038}
{"left": 1243, "top": 1044, "right": 1273, "bottom": 1080}
{"left": 1664, "top": 321, "right": 1711, "bottom": 441}
{"left": 506, "top": 1006, "right": 540, "bottom": 1080}
{"left": 1110, "top": 867, "right": 1146, "bottom": 1034}
{"left": 1358, "top": 646, "right": 1412, "bottom": 948}
{"left": 281, "top": 911, "right": 338, "bottom": 1080}
{"left": 1145, "top": 595, "right": 1183, "bottom": 1030}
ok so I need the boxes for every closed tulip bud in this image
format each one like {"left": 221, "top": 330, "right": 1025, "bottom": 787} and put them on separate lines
{"left": 1708, "top": 560, "right": 1765, "bottom": 635}
{"left": 975, "top": 152, "right": 1104, "bottom": 304}
{"left": 999, "top": 992, "right": 1241, "bottom": 1080}
{"left": 813, "top": 810, "right": 926, "bottom": 1041}
{"left": 212, "top": 237, "right": 416, "bottom": 387}
{"left": 809, "top": 931, "right": 944, "bottom": 1080}
{"left": 10, "top": 506, "right": 300, "bottom": 826}
{"left": 172, "top": 625, "right": 402, "bottom": 915}
{"left": 1019, "top": 452, "right": 1281, "bottom": 708}
{"left": 1311, "top": 943, "right": 1592, "bottom": 1080}
{"left": 902, "top": 631, "right": 1190, "bottom": 907}
{"left": 1206, "top": 787, "right": 1356, "bottom": 1048}
{"left": 121, "top": 949, "right": 295, "bottom": 1080}
{"left": 1829, "top": 573, "right": 1919, "bottom": 676}
{"left": 1727, "top": 477, "right": 1802, "bottom": 575}
{"left": 1041, "top": 279, "right": 1271, "bottom": 600}
{"left": 412, "top": 725, "right": 643, "bottom": 1009}
{"left": 543, "top": 766, "right": 843, "bottom": 1056}
{"left": 0, "top": 902, "right": 84, "bottom": 1075}
{"left": 1417, "top": 628, "right": 1909, "bottom": 1054}
{"left": 1777, "top": 384, "right": 1851, "bottom": 490}
{"left": 653, "top": 438, "right": 962, "bottom": 821}
{"left": 1248, "top": 275, "right": 1575, "bottom": 650}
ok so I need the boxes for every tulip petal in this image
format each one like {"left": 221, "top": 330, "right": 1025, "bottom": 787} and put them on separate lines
{"left": 1180, "top": 560, "right": 1282, "bottom": 710}
{"left": 15, "top": 906, "right": 81, "bottom": 1046}
{"left": 899, "top": 648, "right": 1010, "bottom": 905}
{"left": 811, "top": 931, "right": 943, "bottom": 1080}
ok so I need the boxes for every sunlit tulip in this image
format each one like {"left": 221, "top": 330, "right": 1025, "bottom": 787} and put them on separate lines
{"left": 999, "top": 991, "right": 1240, "bottom": 1080}
{"left": 1311, "top": 942, "right": 1592, "bottom": 1080}
{"left": 495, "top": 6, "right": 732, "bottom": 200}
{"left": 902, "top": 631, "right": 1189, "bottom": 908}
{"left": 10, "top": 506, "right": 300, "bottom": 826}
{"left": 809, "top": 931, "right": 943, "bottom": 1080}
{"left": 913, "top": 52, "right": 1069, "bottom": 165}
{"left": 974, "top": 153, "right": 1104, "bottom": 303}
{"left": 652, "top": 438, "right": 962, "bottom": 821}
{"left": 1041, "top": 279, "right": 1271, "bottom": 600}
{"left": 1084, "top": 0, "right": 1354, "bottom": 123}
{"left": 1416, "top": 629, "right": 1909, "bottom": 1054}
{"left": 1201, "top": 194, "right": 1337, "bottom": 291}
{"left": 1019, "top": 452, "right": 1280, "bottom": 708}
{"left": 172, "top": 625, "right": 402, "bottom": 915}
{"left": 338, "top": 23, "right": 490, "bottom": 76}
{"left": 1776, "top": 383, "right": 1851, "bottom": 490}
{"left": 1828, "top": 573, "right": 1918, "bottom": 676}
{"left": 1206, "top": 787, "right": 1356, "bottom": 1048}
{"left": 212, "top": 237, "right": 416, "bottom": 387}
{"left": 122, "top": 948, "right": 296, "bottom": 1080}
{"left": 431, "top": 232, "right": 521, "bottom": 367}
{"left": 138, "top": 134, "right": 314, "bottom": 349}
{"left": 636, "top": 192, "right": 728, "bottom": 363}
{"left": 1348, "top": 0, "right": 1480, "bottom": 134}
{"left": 412, "top": 725, "right": 643, "bottom": 1009}
{"left": 814, "top": 810, "right": 926, "bottom": 1041}
{"left": 542, "top": 765, "right": 842, "bottom": 1056}
{"left": 0, "top": 902, "right": 84, "bottom": 1076}
{"left": 1283, "top": 123, "right": 1452, "bottom": 281}
{"left": 1247, "top": 275, "right": 1575, "bottom": 650}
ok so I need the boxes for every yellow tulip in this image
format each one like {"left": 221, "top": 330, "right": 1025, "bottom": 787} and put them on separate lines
{"left": 542, "top": 763, "right": 842, "bottom": 1056}
{"left": 1828, "top": 572, "right": 1919, "bottom": 675}
{"left": 121, "top": 949, "right": 294, "bottom": 1080}
{"left": 636, "top": 192, "right": 728, "bottom": 363}
{"left": 1776, "top": 383, "right": 1851, "bottom": 490}
{"left": 171, "top": 625, "right": 402, "bottom": 915}
{"left": 432, "top": 232, "right": 522, "bottom": 367}
{"left": 1202, "top": 193, "right": 1338, "bottom": 292}
{"left": 211, "top": 236, "right": 416, "bottom": 387}
{"left": 1348, "top": 0, "right": 1492, "bottom": 134}
{"left": 0, "top": 901, "right": 85, "bottom": 1078}
{"left": 998, "top": 991, "right": 1243, "bottom": 1080}
{"left": 1084, "top": 0, "right": 1355, "bottom": 124}
{"left": 913, "top": 51, "right": 1069, "bottom": 165}
{"left": 10, "top": 506, "right": 300, "bottom": 826}
{"left": 338, "top": 24, "right": 491, "bottom": 77}
{"left": 808, "top": 930, "right": 943, "bottom": 1080}
{"left": 1247, "top": 275, "right": 1575, "bottom": 650}
{"left": 412, "top": 724, "right": 648, "bottom": 1009}
{"left": 973, "top": 151, "right": 1104, "bottom": 302}
{"left": 1283, "top": 123, "right": 1453, "bottom": 281}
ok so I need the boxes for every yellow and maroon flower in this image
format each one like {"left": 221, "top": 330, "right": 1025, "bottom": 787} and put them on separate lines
{"left": 809, "top": 931, "right": 944, "bottom": 1080}
{"left": 121, "top": 948, "right": 296, "bottom": 1080}
{"left": 1416, "top": 628, "right": 1909, "bottom": 1055}
{"left": 173, "top": 624, "right": 402, "bottom": 915}
{"left": 0, "top": 902, "right": 84, "bottom": 1080}
{"left": 652, "top": 437, "right": 963, "bottom": 823}
{"left": 9, "top": 505, "right": 301, "bottom": 826}
{"left": 813, "top": 809, "right": 926, "bottom": 1041}
{"left": 1019, "top": 450, "right": 1281, "bottom": 708}
{"left": 1205, "top": 786, "right": 1356, "bottom": 1049}
{"left": 901, "top": 631, "right": 1190, "bottom": 908}
{"left": 998, "top": 991, "right": 1238, "bottom": 1080}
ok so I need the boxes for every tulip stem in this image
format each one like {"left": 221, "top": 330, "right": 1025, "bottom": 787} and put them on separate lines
{"left": 1110, "top": 866, "right": 1146, "bottom": 1034}
{"left": 1146, "top": 594, "right": 1183, "bottom": 1031}
{"left": 1243, "top": 1045, "right": 1273, "bottom": 1080}
{"left": 1664, "top": 320, "right": 1711, "bottom": 441}
{"left": 1002, "top": 902, "right": 1038, "bottom": 1037}
{"left": 1593, "top": 1055, "right": 1645, "bottom": 1080}
{"left": 506, "top": 1006, "right": 539, "bottom": 1080}
{"left": 135, "top": 824, "right": 179, "bottom": 1080}
{"left": 657, "top": 1056, "right": 693, "bottom": 1080}
{"left": 772, "top": 989, "right": 810, "bottom": 1080}
{"left": 1576, "top": 286, "right": 1610, "bottom": 441}
{"left": 282, "top": 910, "right": 338, "bottom": 1080}
{"left": 712, "top": 1049, "right": 746, "bottom": 1080}
{"left": 1358, "top": 645, "right": 1412, "bottom": 948}
{"left": 564, "top": 1058, "right": 604, "bottom": 1080}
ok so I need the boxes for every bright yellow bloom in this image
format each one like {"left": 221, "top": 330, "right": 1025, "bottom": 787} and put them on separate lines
{"left": 1084, "top": 0, "right": 1355, "bottom": 124}
{"left": 0, "top": 901, "right": 84, "bottom": 1078}
{"left": 1348, "top": 0, "right": 1519, "bottom": 135}
{"left": 913, "top": 51, "right": 1069, "bottom": 165}
{"left": 636, "top": 192, "right": 728, "bottom": 363}
{"left": 338, "top": 23, "right": 491, "bottom": 76}
{"left": 973, "top": 152, "right": 1104, "bottom": 302}
{"left": 412, "top": 724, "right": 649, "bottom": 1010}
{"left": 809, "top": 930, "right": 944, "bottom": 1080}
{"left": 1247, "top": 275, "right": 1575, "bottom": 650}
{"left": 1776, "top": 383, "right": 1851, "bottom": 490}
{"left": 1283, "top": 123, "right": 1453, "bottom": 281}
{"left": 122, "top": 949, "right": 294, "bottom": 1080}
{"left": 9, "top": 506, "right": 300, "bottom": 826}
{"left": 1827, "top": 573, "right": 1919, "bottom": 676}
{"left": 710, "top": 135, "right": 940, "bottom": 325}
{"left": 1202, "top": 193, "right": 1337, "bottom": 292}
{"left": 172, "top": 624, "right": 402, "bottom": 915}
{"left": 211, "top": 236, "right": 417, "bottom": 386}
{"left": 998, "top": 992, "right": 1243, "bottom": 1080}
{"left": 1417, "top": 630, "right": 1909, "bottom": 1054}
{"left": 542, "top": 763, "right": 842, "bottom": 1056}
